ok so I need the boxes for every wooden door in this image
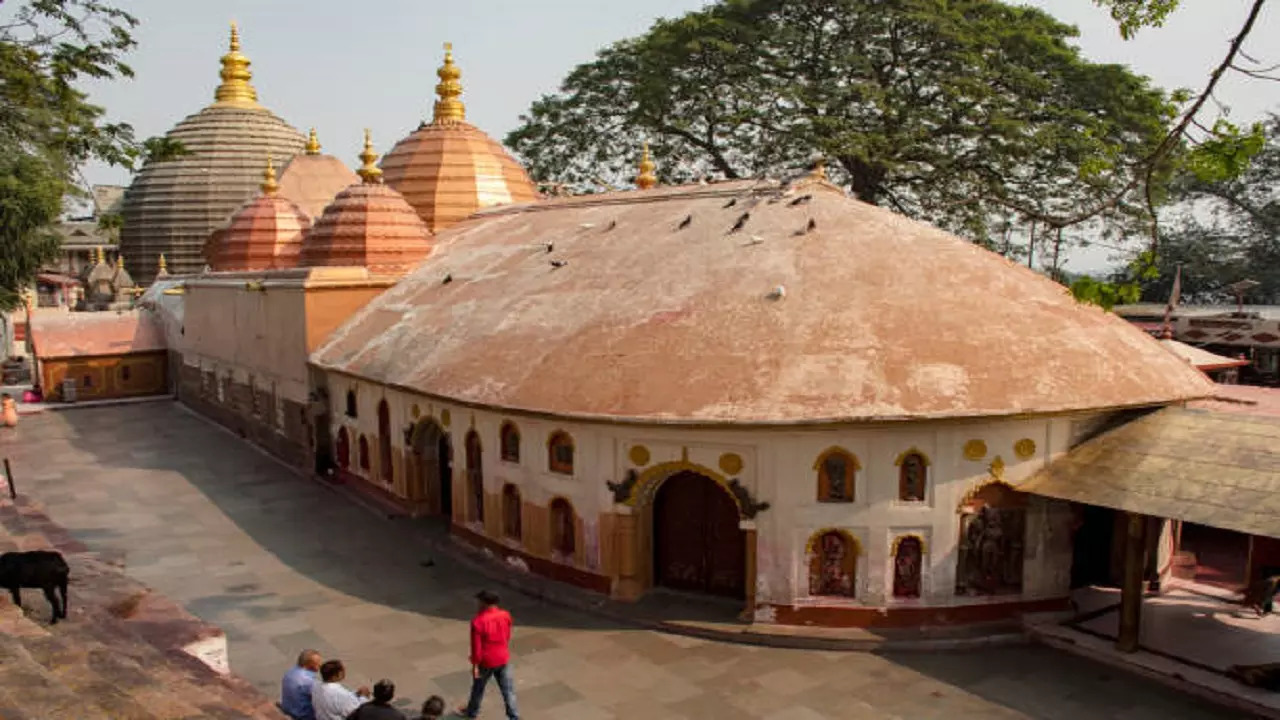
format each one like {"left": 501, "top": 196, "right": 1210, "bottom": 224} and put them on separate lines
{"left": 654, "top": 471, "right": 745, "bottom": 598}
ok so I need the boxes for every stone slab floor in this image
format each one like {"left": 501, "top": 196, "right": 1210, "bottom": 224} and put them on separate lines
{"left": 0, "top": 403, "right": 1248, "bottom": 719}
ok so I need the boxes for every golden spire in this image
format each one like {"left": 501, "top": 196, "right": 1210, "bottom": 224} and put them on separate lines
{"left": 357, "top": 129, "right": 383, "bottom": 184}
{"left": 810, "top": 158, "right": 828, "bottom": 180}
{"left": 432, "top": 42, "right": 465, "bottom": 124}
{"left": 116, "top": 253, "right": 125, "bottom": 270}
{"left": 261, "top": 155, "right": 279, "bottom": 194}
{"left": 158, "top": 254, "right": 168, "bottom": 274}
{"left": 635, "top": 142, "right": 657, "bottom": 190}
{"left": 213, "top": 22, "right": 259, "bottom": 107}
{"left": 96, "top": 246, "right": 105, "bottom": 265}
{"left": 305, "top": 127, "right": 321, "bottom": 155}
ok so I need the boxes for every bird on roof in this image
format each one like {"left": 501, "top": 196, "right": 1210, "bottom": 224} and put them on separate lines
{"left": 729, "top": 212, "right": 750, "bottom": 233}
{"left": 550, "top": 259, "right": 568, "bottom": 268}
{"left": 789, "top": 194, "right": 813, "bottom": 207}
{"left": 678, "top": 214, "right": 692, "bottom": 230}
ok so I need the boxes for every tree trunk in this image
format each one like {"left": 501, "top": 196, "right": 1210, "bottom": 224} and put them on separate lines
{"left": 836, "top": 155, "right": 886, "bottom": 206}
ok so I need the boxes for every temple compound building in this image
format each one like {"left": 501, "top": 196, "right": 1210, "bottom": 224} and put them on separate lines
{"left": 107, "top": 23, "right": 1275, "bottom": 634}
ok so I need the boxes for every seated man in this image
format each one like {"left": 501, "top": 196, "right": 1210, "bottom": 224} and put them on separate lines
{"left": 349, "top": 679, "right": 407, "bottom": 720}
{"left": 418, "top": 695, "right": 446, "bottom": 720}
{"left": 281, "top": 649, "right": 322, "bottom": 720}
{"left": 310, "top": 659, "right": 370, "bottom": 720}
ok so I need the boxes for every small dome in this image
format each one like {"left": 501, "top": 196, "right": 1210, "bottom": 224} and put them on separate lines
{"left": 275, "top": 129, "right": 360, "bottom": 219}
{"left": 111, "top": 255, "right": 135, "bottom": 289}
{"left": 381, "top": 44, "right": 537, "bottom": 232}
{"left": 119, "top": 23, "right": 305, "bottom": 284}
{"left": 210, "top": 158, "right": 311, "bottom": 271}
{"left": 300, "top": 131, "right": 433, "bottom": 276}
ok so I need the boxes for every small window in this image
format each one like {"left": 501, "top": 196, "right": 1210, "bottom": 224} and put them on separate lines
{"left": 550, "top": 498, "right": 576, "bottom": 558}
{"left": 345, "top": 390, "right": 358, "bottom": 418}
{"left": 502, "top": 484, "right": 522, "bottom": 540}
{"left": 499, "top": 421, "right": 520, "bottom": 463}
{"left": 815, "top": 448, "right": 857, "bottom": 503}
{"left": 359, "top": 435, "right": 370, "bottom": 471}
{"left": 377, "top": 400, "right": 392, "bottom": 483}
{"left": 82, "top": 374, "right": 92, "bottom": 388}
{"left": 548, "top": 431, "right": 574, "bottom": 475}
{"left": 121, "top": 365, "right": 131, "bottom": 382}
{"left": 898, "top": 451, "right": 928, "bottom": 502}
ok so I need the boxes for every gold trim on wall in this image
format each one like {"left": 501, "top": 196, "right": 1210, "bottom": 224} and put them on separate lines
{"left": 1014, "top": 438, "right": 1037, "bottom": 460}
{"left": 963, "top": 439, "right": 987, "bottom": 461}
{"left": 719, "top": 452, "right": 744, "bottom": 475}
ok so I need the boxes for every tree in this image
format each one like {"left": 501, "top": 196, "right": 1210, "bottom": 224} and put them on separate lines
{"left": 1143, "top": 115, "right": 1280, "bottom": 304}
{"left": 508, "top": 0, "right": 1177, "bottom": 243}
{"left": 0, "top": 1, "right": 159, "bottom": 310}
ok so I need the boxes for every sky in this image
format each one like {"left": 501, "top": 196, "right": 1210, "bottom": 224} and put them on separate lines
{"left": 53, "top": 0, "right": 1280, "bottom": 273}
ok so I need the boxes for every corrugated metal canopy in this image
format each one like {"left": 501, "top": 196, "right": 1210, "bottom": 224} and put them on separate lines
{"left": 1018, "top": 407, "right": 1280, "bottom": 539}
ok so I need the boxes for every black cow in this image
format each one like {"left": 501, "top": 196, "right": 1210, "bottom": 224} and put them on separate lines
{"left": 0, "top": 550, "right": 69, "bottom": 624}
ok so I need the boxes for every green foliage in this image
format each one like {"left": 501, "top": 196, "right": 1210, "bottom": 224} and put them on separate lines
{"left": 1070, "top": 250, "right": 1156, "bottom": 310}
{"left": 0, "top": 0, "right": 153, "bottom": 309}
{"left": 508, "top": 0, "right": 1175, "bottom": 242}
{"left": 1144, "top": 115, "right": 1280, "bottom": 304}
{"left": 1092, "top": 0, "right": 1181, "bottom": 39}
{"left": 1185, "top": 119, "right": 1266, "bottom": 183}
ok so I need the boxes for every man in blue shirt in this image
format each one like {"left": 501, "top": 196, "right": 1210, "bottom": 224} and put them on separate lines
{"left": 281, "top": 649, "right": 322, "bottom": 720}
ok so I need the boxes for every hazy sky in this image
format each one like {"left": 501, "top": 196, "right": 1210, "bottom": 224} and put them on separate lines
{"left": 60, "top": 0, "right": 1280, "bottom": 272}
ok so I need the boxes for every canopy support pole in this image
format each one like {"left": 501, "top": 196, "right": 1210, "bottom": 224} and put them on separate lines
{"left": 1117, "top": 511, "right": 1148, "bottom": 653}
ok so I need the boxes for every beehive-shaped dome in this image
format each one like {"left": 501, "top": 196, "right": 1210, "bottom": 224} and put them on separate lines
{"left": 276, "top": 129, "right": 360, "bottom": 219}
{"left": 380, "top": 44, "right": 538, "bottom": 233}
{"left": 209, "top": 157, "right": 311, "bottom": 271}
{"left": 119, "top": 23, "right": 306, "bottom": 285}
{"left": 300, "top": 131, "right": 433, "bottom": 277}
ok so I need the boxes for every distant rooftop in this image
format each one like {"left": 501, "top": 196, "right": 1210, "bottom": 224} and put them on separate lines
{"left": 31, "top": 311, "right": 167, "bottom": 360}
{"left": 92, "top": 185, "right": 126, "bottom": 217}
{"left": 1115, "top": 303, "right": 1280, "bottom": 321}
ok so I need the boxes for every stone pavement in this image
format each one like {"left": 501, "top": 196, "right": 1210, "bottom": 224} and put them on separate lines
{"left": 0, "top": 402, "right": 1249, "bottom": 719}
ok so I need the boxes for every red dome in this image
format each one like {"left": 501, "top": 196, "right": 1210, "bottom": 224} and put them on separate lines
{"left": 209, "top": 190, "right": 310, "bottom": 272}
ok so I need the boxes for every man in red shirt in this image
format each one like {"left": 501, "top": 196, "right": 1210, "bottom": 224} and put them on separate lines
{"left": 458, "top": 590, "right": 519, "bottom": 720}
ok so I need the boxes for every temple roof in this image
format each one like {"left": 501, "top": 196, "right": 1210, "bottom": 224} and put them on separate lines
{"left": 276, "top": 129, "right": 359, "bottom": 219}
{"left": 119, "top": 23, "right": 305, "bottom": 284}
{"left": 311, "top": 178, "right": 1214, "bottom": 424}
{"left": 299, "top": 131, "right": 433, "bottom": 277}
{"left": 31, "top": 311, "right": 167, "bottom": 360}
{"left": 209, "top": 158, "right": 311, "bottom": 272}
{"left": 381, "top": 44, "right": 538, "bottom": 232}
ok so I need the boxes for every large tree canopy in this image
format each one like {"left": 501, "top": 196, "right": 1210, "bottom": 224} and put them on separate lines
{"left": 1143, "top": 115, "right": 1280, "bottom": 304}
{"left": 0, "top": 0, "right": 173, "bottom": 309}
{"left": 507, "top": 0, "right": 1177, "bottom": 241}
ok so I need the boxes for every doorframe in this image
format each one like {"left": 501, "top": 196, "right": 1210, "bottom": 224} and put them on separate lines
{"left": 409, "top": 419, "right": 450, "bottom": 517}
{"left": 632, "top": 462, "right": 756, "bottom": 614}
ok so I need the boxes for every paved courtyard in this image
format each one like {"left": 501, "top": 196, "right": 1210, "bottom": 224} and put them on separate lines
{"left": 1, "top": 402, "right": 1247, "bottom": 719}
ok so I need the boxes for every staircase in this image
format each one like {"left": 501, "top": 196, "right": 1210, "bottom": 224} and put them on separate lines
{"left": 0, "top": 497, "right": 285, "bottom": 720}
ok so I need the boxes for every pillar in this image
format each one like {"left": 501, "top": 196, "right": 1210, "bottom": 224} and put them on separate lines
{"left": 1117, "top": 511, "right": 1148, "bottom": 653}
{"left": 614, "top": 506, "right": 642, "bottom": 600}
{"left": 740, "top": 520, "right": 758, "bottom": 622}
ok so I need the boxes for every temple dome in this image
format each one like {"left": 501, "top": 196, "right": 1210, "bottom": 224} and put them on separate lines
{"left": 276, "top": 129, "right": 360, "bottom": 219}
{"left": 312, "top": 175, "right": 1214, "bottom": 424}
{"left": 119, "top": 23, "right": 306, "bottom": 285}
{"left": 381, "top": 44, "right": 538, "bottom": 232}
{"left": 209, "top": 158, "right": 310, "bottom": 271}
{"left": 300, "top": 131, "right": 433, "bottom": 277}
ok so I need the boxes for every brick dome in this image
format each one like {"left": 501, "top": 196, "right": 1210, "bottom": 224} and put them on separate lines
{"left": 300, "top": 132, "right": 433, "bottom": 277}
{"left": 209, "top": 158, "right": 310, "bottom": 272}
{"left": 119, "top": 24, "right": 305, "bottom": 284}
{"left": 381, "top": 44, "right": 537, "bottom": 232}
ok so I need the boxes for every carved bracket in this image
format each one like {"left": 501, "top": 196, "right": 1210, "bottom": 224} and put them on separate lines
{"left": 607, "top": 469, "right": 639, "bottom": 504}
{"left": 728, "top": 478, "right": 770, "bottom": 519}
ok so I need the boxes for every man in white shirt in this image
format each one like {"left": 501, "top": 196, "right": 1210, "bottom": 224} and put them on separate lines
{"left": 311, "top": 659, "right": 370, "bottom": 720}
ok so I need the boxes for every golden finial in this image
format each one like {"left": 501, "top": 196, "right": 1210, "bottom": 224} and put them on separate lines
{"left": 635, "top": 142, "right": 657, "bottom": 190}
{"left": 261, "top": 155, "right": 279, "bottom": 194}
{"left": 96, "top": 246, "right": 105, "bottom": 265}
{"left": 357, "top": 129, "right": 383, "bottom": 184}
{"left": 810, "top": 158, "right": 828, "bottom": 180}
{"left": 305, "top": 128, "right": 321, "bottom": 155}
{"left": 432, "top": 42, "right": 465, "bottom": 124}
{"left": 158, "top": 254, "right": 168, "bottom": 273}
{"left": 116, "top": 253, "right": 125, "bottom": 270}
{"left": 213, "top": 21, "right": 259, "bottom": 107}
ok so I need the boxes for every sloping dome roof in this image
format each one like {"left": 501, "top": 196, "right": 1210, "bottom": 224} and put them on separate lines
{"left": 209, "top": 159, "right": 310, "bottom": 271}
{"left": 312, "top": 178, "right": 1215, "bottom": 424}
{"left": 380, "top": 45, "right": 537, "bottom": 232}
{"left": 119, "top": 24, "right": 305, "bottom": 285}
{"left": 276, "top": 129, "right": 360, "bottom": 219}
{"left": 299, "top": 132, "right": 433, "bottom": 277}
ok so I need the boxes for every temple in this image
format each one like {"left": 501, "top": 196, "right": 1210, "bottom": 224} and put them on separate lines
{"left": 27, "top": 25, "right": 1278, "bottom": 641}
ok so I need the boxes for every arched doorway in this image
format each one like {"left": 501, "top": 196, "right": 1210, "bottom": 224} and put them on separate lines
{"left": 410, "top": 421, "right": 452, "bottom": 517}
{"left": 652, "top": 471, "right": 745, "bottom": 598}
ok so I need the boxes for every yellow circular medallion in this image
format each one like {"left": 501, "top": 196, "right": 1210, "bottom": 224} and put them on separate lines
{"left": 1014, "top": 438, "right": 1036, "bottom": 460}
{"left": 719, "top": 453, "right": 744, "bottom": 476}
{"left": 629, "top": 445, "right": 650, "bottom": 467}
{"left": 440, "top": 409, "right": 451, "bottom": 428}
{"left": 963, "top": 439, "right": 987, "bottom": 461}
